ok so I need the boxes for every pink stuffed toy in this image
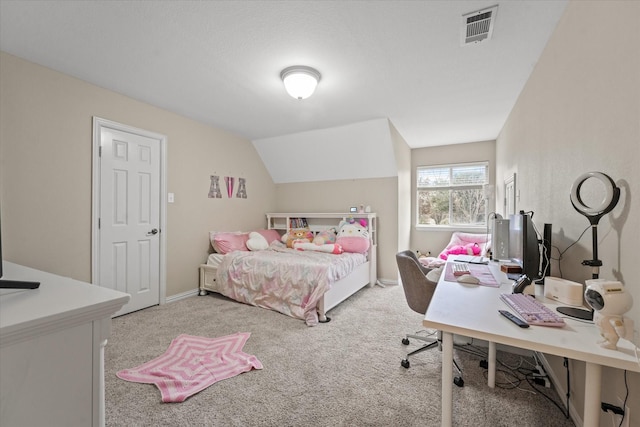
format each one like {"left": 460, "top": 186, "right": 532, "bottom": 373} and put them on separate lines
{"left": 439, "top": 242, "right": 480, "bottom": 260}
{"left": 336, "top": 220, "right": 370, "bottom": 254}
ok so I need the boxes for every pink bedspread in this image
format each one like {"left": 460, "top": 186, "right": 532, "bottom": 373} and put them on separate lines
{"left": 215, "top": 245, "right": 366, "bottom": 326}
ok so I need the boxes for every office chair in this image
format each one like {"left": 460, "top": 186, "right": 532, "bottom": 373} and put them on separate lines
{"left": 396, "top": 251, "right": 464, "bottom": 387}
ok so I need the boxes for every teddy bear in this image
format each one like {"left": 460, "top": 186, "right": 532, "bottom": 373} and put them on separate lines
{"left": 439, "top": 242, "right": 481, "bottom": 260}
{"left": 283, "top": 228, "right": 313, "bottom": 248}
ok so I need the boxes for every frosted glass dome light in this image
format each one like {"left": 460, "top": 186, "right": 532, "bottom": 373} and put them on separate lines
{"left": 281, "top": 66, "right": 321, "bottom": 100}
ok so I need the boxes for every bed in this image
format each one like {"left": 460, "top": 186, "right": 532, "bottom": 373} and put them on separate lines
{"left": 199, "top": 213, "right": 377, "bottom": 326}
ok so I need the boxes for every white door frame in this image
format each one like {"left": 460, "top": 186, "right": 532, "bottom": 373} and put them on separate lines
{"left": 91, "top": 117, "right": 167, "bottom": 306}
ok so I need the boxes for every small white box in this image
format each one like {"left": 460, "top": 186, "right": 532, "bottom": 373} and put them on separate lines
{"left": 544, "top": 277, "right": 584, "bottom": 306}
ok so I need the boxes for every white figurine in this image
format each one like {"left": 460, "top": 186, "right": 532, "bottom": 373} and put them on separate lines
{"left": 585, "top": 279, "right": 633, "bottom": 350}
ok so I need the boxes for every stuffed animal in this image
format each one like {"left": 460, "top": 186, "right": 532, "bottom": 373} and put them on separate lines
{"left": 439, "top": 242, "right": 481, "bottom": 260}
{"left": 246, "top": 232, "right": 269, "bottom": 251}
{"left": 293, "top": 241, "right": 343, "bottom": 254}
{"left": 283, "top": 228, "right": 313, "bottom": 248}
{"left": 336, "top": 220, "right": 370, "bottom": 253}
{"left": 313, "top": 228, "right": 337, "bottom": 245}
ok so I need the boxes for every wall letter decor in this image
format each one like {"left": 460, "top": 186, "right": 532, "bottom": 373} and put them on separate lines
{"left": 224, "top": 176, "right": 235, "bottom": 198}
{"left": 208, "top": 175, "right": 222, "bottom": 198}
{"left": 236, "top": 178, "right": 247, "bottom": 198}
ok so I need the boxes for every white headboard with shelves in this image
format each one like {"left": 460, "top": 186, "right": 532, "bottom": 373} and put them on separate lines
{"left": 266, "top": 212, "right": 377, "bottom": 247}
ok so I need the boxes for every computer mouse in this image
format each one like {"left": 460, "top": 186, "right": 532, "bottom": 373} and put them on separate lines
{"left": 457, "top": 274, "right": 480, "bottom": 285}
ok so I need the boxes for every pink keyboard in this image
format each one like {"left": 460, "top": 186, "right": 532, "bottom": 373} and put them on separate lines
{"left": 500, "top": 293, "right": 565, "bottom": 327}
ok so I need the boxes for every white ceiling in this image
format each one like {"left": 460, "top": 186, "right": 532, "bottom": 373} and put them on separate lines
{"left": 0, "top": 0, "right": 567, "bottom": 149}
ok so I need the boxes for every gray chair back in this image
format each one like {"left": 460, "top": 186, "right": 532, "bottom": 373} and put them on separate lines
{"left": 397, "top": 249, "right": 431, "bottom": 275}
{"left": 396, "top": 251, "right": 437, "bottom": 315}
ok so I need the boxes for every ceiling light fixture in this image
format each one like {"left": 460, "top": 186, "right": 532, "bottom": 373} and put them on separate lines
{"left": 280, "top": 66, "right": 321, "bottom": 100}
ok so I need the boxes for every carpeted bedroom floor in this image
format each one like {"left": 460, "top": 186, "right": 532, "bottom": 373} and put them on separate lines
{"left": 104, "top": 283, "right": 576, "bottom": 427}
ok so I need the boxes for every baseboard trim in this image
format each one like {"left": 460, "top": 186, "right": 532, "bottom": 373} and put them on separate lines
{"left": 165, "top": 289, "right": 199, "bottom": 304}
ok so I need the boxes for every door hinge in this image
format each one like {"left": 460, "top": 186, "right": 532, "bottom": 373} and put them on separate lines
{"left": 99, "top": 146, "right": 102, "bottom": 157}
{"left": 98, "top": 218, "right": 101, "bottom": 229}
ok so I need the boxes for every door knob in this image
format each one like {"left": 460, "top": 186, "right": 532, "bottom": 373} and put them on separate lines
{"left": 147, "top": 228, "right": 159, "bottom": 236}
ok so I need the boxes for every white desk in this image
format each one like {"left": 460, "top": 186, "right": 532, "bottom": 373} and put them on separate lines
{"left": 423, "top": 262, "right": 639, "bottom": 427}
{"left": 1, "top": 261, "right": 129, "bottom": 427}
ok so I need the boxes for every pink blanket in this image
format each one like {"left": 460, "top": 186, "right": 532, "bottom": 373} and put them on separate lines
{"left": 216, "top": 245, "right": 366, "bottom": 326}
{"left": 116, "top": 333, "right": 262, "bottom": 402}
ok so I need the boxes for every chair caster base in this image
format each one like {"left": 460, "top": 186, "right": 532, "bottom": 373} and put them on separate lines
{"left": 454, "top": 376, "right": 464, "bottom": 387}
{"left": 401, "top": 359, "right": 410, "bottom": 369}
{"left": 402, "top": 338, "right": 410, "bottom": 345}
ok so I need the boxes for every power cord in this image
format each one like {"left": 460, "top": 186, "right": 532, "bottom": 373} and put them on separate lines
{"left": 551, "top": 225, "right": 590, "bottom": 278}
{"left": 564, "top": 357, "right": 570, "bottom": 419}
{"left": 456, "top": 342, "right": 569, "bottom": 419}
{"left": 618, "top": 370, "right": 628, "bottom": 427}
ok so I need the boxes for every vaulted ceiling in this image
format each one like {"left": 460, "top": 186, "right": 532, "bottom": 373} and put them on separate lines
{"left": 0, "top": 1, "right": 567, "bottom": 148}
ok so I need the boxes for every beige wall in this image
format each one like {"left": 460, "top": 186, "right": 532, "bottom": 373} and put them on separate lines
{"left": 0, "top": 52, "right": 277, "bottom": 297}
{"left": 275, "top": 177, "right": 398, "bottom": 281}
{"left": 496, "top": 1, "right": 639, "bottom": 424}
{"left": 273, "top": 119, "right": 410, "bottom": 283}
{"left": 410, "top": 140, "right": 496, "bottom": 256}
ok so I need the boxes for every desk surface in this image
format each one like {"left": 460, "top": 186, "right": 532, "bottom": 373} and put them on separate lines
{"left": 423, "top": 263, "right": 639, "bottom": 373}
{"left": 1, "top": 261, "right": 130, "bottom": 347}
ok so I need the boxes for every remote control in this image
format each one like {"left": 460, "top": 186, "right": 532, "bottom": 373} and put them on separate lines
{"left": 499, "top": 310, "right": 530, "bottom": 328}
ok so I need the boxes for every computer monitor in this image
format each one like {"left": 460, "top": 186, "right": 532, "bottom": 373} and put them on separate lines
{"left": 508, "top": 211, "right": 541, "bottom": 281}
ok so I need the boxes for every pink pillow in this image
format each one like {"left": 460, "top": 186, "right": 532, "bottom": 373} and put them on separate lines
{"left": 336, "top": 236, "right": 370, "bottom": 254}
{"left": 211, "top": 232, "right": 249, "bottom": 254}
{"left": 254, "top": 229, "right": 281, "bottom": 245}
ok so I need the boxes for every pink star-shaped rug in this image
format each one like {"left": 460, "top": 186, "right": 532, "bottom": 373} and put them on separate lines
{"left": 116, "top": 332, "right": 262, "bottom": 402}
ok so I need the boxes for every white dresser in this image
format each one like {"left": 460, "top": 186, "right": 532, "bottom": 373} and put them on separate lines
{"left": 0, "top": 262, "right": 129, "bottom": 427}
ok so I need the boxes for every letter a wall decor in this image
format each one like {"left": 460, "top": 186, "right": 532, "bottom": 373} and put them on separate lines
{"left": 208, "top": 175, "right": 222, "bottom": 198}
{"left": 209, "top": 176, "right": 247, "bottom": 199}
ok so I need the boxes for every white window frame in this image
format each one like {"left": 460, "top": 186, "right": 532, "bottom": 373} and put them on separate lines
{"left": 416, "top": 161, "right": 489, "bottom": 231}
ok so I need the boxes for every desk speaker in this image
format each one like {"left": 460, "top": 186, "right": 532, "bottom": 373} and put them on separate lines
{"left": 544, "top": 277, "right": 584, "bottom": 306}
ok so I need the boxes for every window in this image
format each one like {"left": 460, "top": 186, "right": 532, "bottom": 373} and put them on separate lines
{"left": 417, "top": 162, "right": 488, "bottom": 227}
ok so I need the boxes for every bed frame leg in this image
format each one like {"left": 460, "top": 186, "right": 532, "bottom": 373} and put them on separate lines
{"left": 317, "top": 299, "right": 331, "bottom": 323}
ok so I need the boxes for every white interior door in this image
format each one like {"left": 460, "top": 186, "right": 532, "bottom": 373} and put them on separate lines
{"left": 93, "top": 118, "right": 166, "bottom": 316}
{"left": 504, "top": 173, "right": 516, "bottom": 216}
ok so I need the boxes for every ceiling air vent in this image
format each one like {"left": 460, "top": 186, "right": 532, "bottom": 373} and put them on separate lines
{"left": 461, "top": 5, "right": 498, "bottom": 46}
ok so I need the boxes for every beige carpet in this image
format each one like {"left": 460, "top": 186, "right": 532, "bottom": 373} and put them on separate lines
{"left": 105, "top": 283, "right": 575, "bottom": 427}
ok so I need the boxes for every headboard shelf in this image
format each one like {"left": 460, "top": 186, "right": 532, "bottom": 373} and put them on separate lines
{"left": 266, "top": 213, "right": 377, "bottom": 246}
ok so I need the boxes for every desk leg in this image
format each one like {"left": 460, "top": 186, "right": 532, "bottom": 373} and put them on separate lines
{"left": 488, "top": 341, "right": 496, "bottom": 388}
{"left": 583, "top": 362, "right": 602, "bottom": 427}
{"left": 441, "top": 331, "right": 454, "bottom": 427}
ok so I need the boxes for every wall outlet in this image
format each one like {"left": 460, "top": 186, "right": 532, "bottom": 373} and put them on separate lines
{"left": 532, "top": 363, "right": 551, "bottom": 388}
{"left": 616, "top": 397, "right": 630, "bottom": 427}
